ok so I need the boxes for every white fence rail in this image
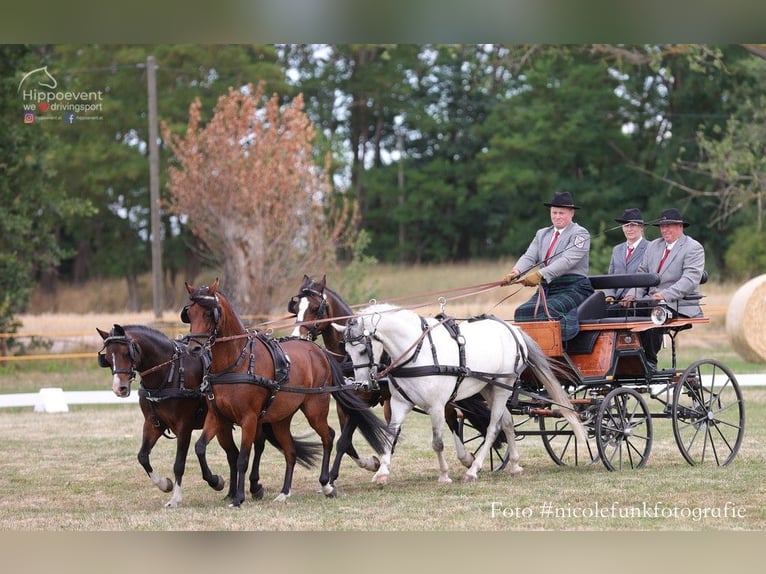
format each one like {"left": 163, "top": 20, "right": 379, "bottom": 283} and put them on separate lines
{"left": 1, "top": 374, "right": 762, "bottom": 413}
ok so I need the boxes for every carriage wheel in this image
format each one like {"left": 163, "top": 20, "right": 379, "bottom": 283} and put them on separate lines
{"left": 539, "top": 387, "right": 599, "bottom": 467}
{"left": 595, "top": 387, "right": 652, "bottom": 471}
{"left": 671, "top": 359, "right": 745, "bottom": 466}
{"left": 455, "top": 414, "right": 511, "bottom": 472}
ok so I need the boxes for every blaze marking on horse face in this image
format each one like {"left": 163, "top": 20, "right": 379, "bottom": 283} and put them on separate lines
{"left": 291, "top": 298, "right": 310, "bottom": 338}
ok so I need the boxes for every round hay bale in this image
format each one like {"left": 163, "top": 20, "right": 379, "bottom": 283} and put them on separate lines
{"left": 726, "top": 274, "right": 766, "bottom": 363}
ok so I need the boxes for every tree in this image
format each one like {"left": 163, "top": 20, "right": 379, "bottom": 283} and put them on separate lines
{"left": 0, "top": 45, "right": 94, "bottom": 349}
{"left": 163, "top": 82, "right": 356, "bottom": 314}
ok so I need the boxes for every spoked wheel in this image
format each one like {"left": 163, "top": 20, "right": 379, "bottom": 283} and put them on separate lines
{"left": 672, "top": 359, "right": 745, "bottom": 466}
{"left": 539, "top": 386, "right": 599, "bottom": 467}
{"left": 455, "top": 413, "right": 511, "bottom": 472}
{"left": 595, "top": 387, "right": 652, "bottom": 471}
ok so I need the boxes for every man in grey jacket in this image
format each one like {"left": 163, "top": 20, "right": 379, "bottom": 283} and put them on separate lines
{"left": 500, "top": 190, "right": 593, "bottom": 341}
{"left": 604, "top": 207, "right": 648, "bottom": 304}
{"left": 622, "top": 207, "right": 705, "bottom": 370}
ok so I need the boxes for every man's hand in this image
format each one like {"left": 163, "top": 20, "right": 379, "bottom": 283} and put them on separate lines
{"left": 520, "top": 270, "right": 543, "bottom": 287}
{"left": 500, "top": 271, "right": 520, "bottom": 286}
{"left": 604, "top": 296, "right": 616, "bottom": 304}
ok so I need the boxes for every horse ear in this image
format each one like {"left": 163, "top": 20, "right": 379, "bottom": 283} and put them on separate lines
{"left": 113, "top": 324, "right": 125, "bottom": 336}
{"left": 319, "top": 274, "right": 327, "bottom": 289}
{"left": 330, "top": 322, "right": 345, "bottom": 333}
{"left": 185, "top": 281, "right": 194, "bottom": 294}
{"left": 210, "top": 277, "right": 219, "bottom": 294}
{"left": 97, "top": 328, "right": 109, "bottom": 340}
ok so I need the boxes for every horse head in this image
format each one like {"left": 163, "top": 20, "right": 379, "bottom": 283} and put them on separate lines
{"left": 334, "top": 314, "right": 386, "bottom": 391}
{"left": 97, "top": 324, "right": 140, "bottom": 397}
{"left": 289, "top": 274, "right": 329, "bottom": 340}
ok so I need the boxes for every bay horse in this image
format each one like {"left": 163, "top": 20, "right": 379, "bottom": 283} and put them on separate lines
{"left": 336, "top": 303, "right": 587, "bottom": 484}
{"left": 289, "top": 274, "right": 502, "bottom": 478}
{"left": 183, "top": 279, "right": 390, "bottom": 506}
{"left": 97, "top": 324, "right": 321, "bottom": 507}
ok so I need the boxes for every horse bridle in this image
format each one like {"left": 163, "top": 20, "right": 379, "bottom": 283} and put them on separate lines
{"left": 181, "top": 293, "right": 221, "bottom": 348}
{"left": 98, "top": 335, "right": 140, "bottom": 381}
{"left": 288, "top": 288, "right": 328, "bottom": 341}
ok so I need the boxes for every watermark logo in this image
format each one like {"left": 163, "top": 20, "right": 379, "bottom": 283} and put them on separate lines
{"left": 18, "top": 66, "right": 58, "bottom": 91}
{"left": 18, "top": 65, "right": 104, "bottom": 124}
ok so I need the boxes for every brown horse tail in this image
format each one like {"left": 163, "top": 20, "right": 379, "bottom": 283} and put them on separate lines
{"left": 519, "top": 330, "right": 588, "bottom": 446}
{"left": 325, "top": 351, "right": 393, "bottom": 455}
{"left": 261, "top": 423, "right": 322, "bottom": 469}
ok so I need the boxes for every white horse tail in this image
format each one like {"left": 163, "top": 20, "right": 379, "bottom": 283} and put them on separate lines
{"left": 518, "top": 330, "right": 588, "bottom": 446}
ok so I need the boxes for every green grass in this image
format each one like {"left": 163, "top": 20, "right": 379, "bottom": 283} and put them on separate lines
{"left": 0, "top": 388, "right": 762, "bottom": 531}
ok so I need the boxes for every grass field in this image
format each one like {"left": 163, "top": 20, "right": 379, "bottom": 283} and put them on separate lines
{"left": 1, "top": 262, "right": 764, "bottom": 534}
{"left": 0, "top": 388, "right": 763, "bottom": 531}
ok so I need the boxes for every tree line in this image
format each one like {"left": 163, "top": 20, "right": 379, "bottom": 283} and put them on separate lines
{"left": 2, "top": 44, "right": 765, "bottom": 327}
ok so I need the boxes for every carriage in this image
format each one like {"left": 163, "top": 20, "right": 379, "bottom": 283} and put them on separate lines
{"left": 454, "top": 272, "right": 745, "bottom": 472}
{"left": 290, "top": 272, "right": 745, "bottom": 479}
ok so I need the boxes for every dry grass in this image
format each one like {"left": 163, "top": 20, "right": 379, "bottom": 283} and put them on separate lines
{"left": 0, "top": 390, "right": 763, "bottom": 531}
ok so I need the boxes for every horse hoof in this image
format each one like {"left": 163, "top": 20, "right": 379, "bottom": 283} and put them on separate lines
{"left": 272, "top": 493, "right": 290, "bottom": 503}
{"left": 159, "top": 478, "right": 173, "bottom": 493}
{"left": 164, "top": 499, "right": 180, "bottom": 509}
{"left": 322, "top": 484, "right": 337, "bottom": 498}
{"left": 212, "top": 476, "right": 225, "bottom": 492}
{"left": 251, "top": 484, "right": 265, "bottom": 500}
{"left": 438, "top": 476, "right": 452, "bottom": 484}
{"left": 509, "top": 466, "right": 524, "bottom": 477}
{"left": 373, "top": 474, "right": 389, "bottom": 486}
{"left": 462, "top": 473, "right": 477, "bottom": 483}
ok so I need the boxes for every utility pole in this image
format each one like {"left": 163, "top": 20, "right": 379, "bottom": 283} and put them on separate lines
{"left": 147, "top": 55, "right": 164, "bottom": 320}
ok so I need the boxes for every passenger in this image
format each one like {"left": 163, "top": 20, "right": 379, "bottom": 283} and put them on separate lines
{"left": 604, "top": 207, "right": 648, "bottom": 305}
{"left": 621, "top": 207, "right": 705, "bottom": 371}
{"left": 500, "top": 190, "right": 593, "bottom": 341}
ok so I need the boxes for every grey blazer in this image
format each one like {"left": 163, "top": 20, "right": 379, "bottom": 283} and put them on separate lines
{"left": 515, "top": 222, "right": 591, "bottom": 282}
{"left": 634, "top": 235, "right": 705, "bottom": 317}
{"left": 605, "top": 238, "right": 649, "bottom": 299}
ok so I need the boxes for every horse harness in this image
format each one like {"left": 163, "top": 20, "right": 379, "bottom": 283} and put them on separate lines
{"left": 98, "top": 335, "right": 207, "bottom": 433}
{"left": 349, "top": 313, "right": 529, "bottom": 407}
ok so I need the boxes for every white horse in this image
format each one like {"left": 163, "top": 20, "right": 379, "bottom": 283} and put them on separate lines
{"left": 335, "top": 303, "right": 587, "bottom": 485}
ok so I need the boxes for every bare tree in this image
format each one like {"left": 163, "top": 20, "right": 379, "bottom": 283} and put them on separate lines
{"left": 162, "top": 82, "right": 356, "bottom": 314}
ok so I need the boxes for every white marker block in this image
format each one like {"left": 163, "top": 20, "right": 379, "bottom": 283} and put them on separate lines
{"left": 34, "top": 387, "right": 69, "bottom": 413}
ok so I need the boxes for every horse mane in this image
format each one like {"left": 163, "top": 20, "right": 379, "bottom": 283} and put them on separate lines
{"left": 323, "top": 286, "right": 354, "bottom": 316}
{"left": 118, "top": 324, "right": 175, "bottom": 352}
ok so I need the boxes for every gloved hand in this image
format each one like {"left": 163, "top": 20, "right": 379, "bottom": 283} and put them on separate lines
{"left": 520, "top": 270, "right": 543, "bottom": 287}
{"left": 604, "top": 296, "right": 616, "bottom": 304}
{"left": 500, "top": 271, "right": 519, "bottom": 286}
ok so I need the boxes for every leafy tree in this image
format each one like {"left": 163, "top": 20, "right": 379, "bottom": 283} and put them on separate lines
{"left": 35, "top": 45, "right": 288, "bottom": 308}
{"left": 163, "top": 82, "right": 357, "bottom": 314}
{"left": 0, "top": 45, "right": 94, "bottom": 351}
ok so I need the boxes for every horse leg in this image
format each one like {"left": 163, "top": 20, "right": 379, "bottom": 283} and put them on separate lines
{"left": 303, "top": 400, "right": 336, "bottom": 497}
{"left": 194, "top": 415, "right": 226, "bottom": 495}
{"left": 463, "top": 389, "right": 516, "bottom": 482}
{"left": 214, "top": 423, "right": 240, "bottom": 502}
{"left": 248, "top": 425, "right": 267, "bottom": 500}
{"left": 137, "top": 420, "right": 172, "bottom": 494}
{"left": 164, "top": 426, "right": 193, "bottom": 508}
{"left": 446, "top": 404, "right": 475, "bottom": 469}
{"left": 499, "top": 409, "right": 522, "bottom": 476}
{"left": 372, "top": 397, "right": 410, "bottom": 486}
{"left": 329, "top": 416, "right": 356, "bottom": 485}
{"left": 268, "top": 419, "right": 297, "bottom": 503}
{"left": 429, "top": 407, "right": 452, "bottom": 483}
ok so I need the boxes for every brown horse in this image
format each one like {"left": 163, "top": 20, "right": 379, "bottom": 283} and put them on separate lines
{"left": 288, "top": 274, "right": 501, "bottom": 478}
{"left": 97, "top": 323, "right": 321, "bottom": 507}
{"left": 183, "top": 279, "right": 390, "bottom": 506}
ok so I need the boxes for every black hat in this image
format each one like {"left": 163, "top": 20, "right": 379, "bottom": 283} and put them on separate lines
{"left": 544, "top": 191, "right": 580, "bottom": 209}
{"left": 653, "top": 208, "right": 689, "bottom": 227}
{"left": 615, "top": 208, "right": 644, "bottom": 225}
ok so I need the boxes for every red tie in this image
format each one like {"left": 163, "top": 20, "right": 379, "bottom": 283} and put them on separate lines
{"left": 657, "top": 247, "right": 670, "bottom": 272}
{"left": 544, "top": 231, "right": 560, "bottom": 265}
{"left": 626, "top": 246, "right": 634, "bottom": 262}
